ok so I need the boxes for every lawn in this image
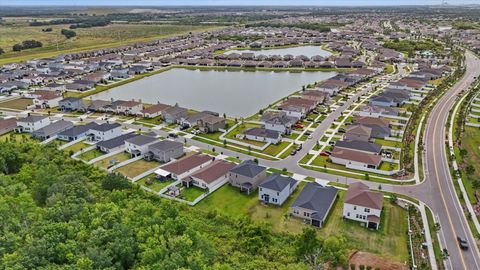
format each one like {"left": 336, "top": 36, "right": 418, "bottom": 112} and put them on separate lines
{"left": 77, "top": 149, "right": 105, "bottom": 161}
{"left": 63, "top": 141, "right": 90, "bottom": 153}
{"left": 263, "top": 141, "right": 292, "bottom": 156}
{"left": 374, "top": 138, "right": 401, "bottom": 148}
{"left": 180, "top": 186, "right": 207, "bottom": 202}
{"left": 94, "top": 152, "right": 131, "bottom": 169}
{"left": 115, "top": 159, "right": 160, "bottom": 179}
{"left": 224, "top": 122, "right": 266, "bottom": 147}
{"left": 0, "top": 98, "right": 32, "bottom": 110}
{"left": 137, "top": 116, "right": 163, "bottom": 125}
{"left": 196, "top": 184, "right": 408, "bottom": 262}
{"left": 136, "top": 174, "right": 174, "bottom": 192}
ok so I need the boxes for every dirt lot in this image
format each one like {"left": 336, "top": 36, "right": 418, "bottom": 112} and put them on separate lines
{"left": 349, "top": 251, "right": 408, "bottom": 270}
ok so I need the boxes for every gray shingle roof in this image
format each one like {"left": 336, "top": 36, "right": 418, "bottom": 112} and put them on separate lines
{"left": 335, "top": 140, "right": 382, "bottom": 154}
{"left": 259, "top": 174, "right": 297, "bottom": 192}
{"left": 58, "top": 122, "right": 98, "bottom": 137}
{"left": 229, "top": 160, "right": 266, "bottom": 178}
{"left": 32, "top": 120, "right": 73, "bottom": 137}
{"left": 97, "top": 132, "right": 138, "bottom": 150}
{"left": 292, "top": 182, "right": 338, "bottom": 221}
{"left": 125, "top": 134, "right": 157, "bottom": 146}
{"left": 91, "top": 122, "right": 121, "bottom": 132}
{"left": 244, "top": 128, "right": 280, "bottom": 139}
{"left": 18, "top": 115, "right": 48, "bottom": 123}
{"left": 149, "top": 140, "right": 183, "bottom": 152}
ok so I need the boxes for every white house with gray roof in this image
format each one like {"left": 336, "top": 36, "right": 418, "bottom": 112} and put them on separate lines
{"left": 125, "top": 134, "right": 158, "bottom": 157}
{"left": 259, "top": 174, "right": 298, "bottom": 206}
{"left": 145, "top": 140, "right": 184, "bottom": 163}
{"left": 58, "top": 122, "right": 99, "bottom": 141}
{"left": 87, "top": 122, "right": 122, "bottom": 142}
{"left": 15, "top": 115, "right": 51, "bottom": 133}
{"left": 31, "top": 120, "right": 74, "bottom": 140}
{"left": 290, "top": 182, "right": 338, "bottom": 227}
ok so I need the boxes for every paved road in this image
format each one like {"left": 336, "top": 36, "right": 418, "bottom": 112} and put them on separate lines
{"left": 392, "top": 51, "right": 480, "bottom": 270}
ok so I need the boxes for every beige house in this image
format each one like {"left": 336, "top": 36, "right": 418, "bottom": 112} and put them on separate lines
{"left": 228, "top": 160, "right": 267, "bottom": 194}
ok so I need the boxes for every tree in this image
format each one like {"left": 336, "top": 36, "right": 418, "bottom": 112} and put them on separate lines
{"left": 466, "top": 165, "right": 475, "bottom": 175}
{"left": 61, "top": 29, "right": 77, "bottom": 39}
{"left": 459, "top": 148, "right": 468, "bottom": 159}
{"left": 0, "top": 47, "right": 4, "bottom": 55}
{"left": 101, "top": 173, "right": 131, "bottom": 191}
{"left": 295, "top": 227, "right": 321, "bottom": 257}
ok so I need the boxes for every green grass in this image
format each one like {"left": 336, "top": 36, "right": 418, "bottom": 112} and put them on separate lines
{"left": 224, "top": 122, "right": 266, "bottom": 147}
{"left": 115, "top": 159, "right": 160, "bottom": 179}
{"left": 137, "top": 116, "right": 163, "bottom": 125}
{"left": 263, "top": 141, "right": 292, "bottom": 156}
{"left": 62, "top": 141, "right": 90, "bottom": 153}
{"left": 279, "top": 144, "right": 297, "bottom": 159}
{"left": 136, "top": 174, "right": 173, "bottom": 192}
{"left": 379, "top": 162, "right": 400, "bottom": 171}
{"left": 374, "top": 138, "right": 401, "bottom": 148}
{"left": 180, "top": 186, "right": 207, "bottom": 202}
{"left": 94, "top": 152, "right": 131, "bottom": 169}
{"left": 77, "top": 149, "right": 104, "bottom": 161}
{"left": 197, "top": 184, "right": 408, "bottom": 262}
{"left": 0, "top": 98, "right": 32, "bottom": 110}
{"left": 0, "top": 23, "right": 222, "bottom": 65}
{"left": 384, "top": 64, "right": 395, "bottom": 74}
{"left": 0, "top": 132, "right": 34, "bottom": 143}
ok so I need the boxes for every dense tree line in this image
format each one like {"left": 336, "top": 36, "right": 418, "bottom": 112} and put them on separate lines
{"left": 383, "top": 40, "right": 444, "bottom": 57}
{"left": 0, "top": 140, "right": 349, "bottom": 269}
{"left": 247, "top": 22, "right": 345, "bottom": 33}
{"left": 12, "top": 40, "right": 43, "bottom": 51}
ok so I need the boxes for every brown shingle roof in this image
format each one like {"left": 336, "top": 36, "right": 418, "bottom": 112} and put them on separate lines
{"left": 353, "top": 116, "right": 390, "bottom": 128}
{"left": 161, "top": 153, "right": 211, "bottom": 175}
{"left": 344, "top": 182, "right": 383, "bottom": 210}
{"left": 189, "top": 160, "right": 236, "bottom": 184}
{"left": 331, "top": 148, "right": 382, "bottom": 166}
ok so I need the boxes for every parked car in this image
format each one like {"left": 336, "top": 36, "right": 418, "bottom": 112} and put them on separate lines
{"left": 294, "top": 124, "right": 304, "bottom": 129}
{"left": 338, "top": 128, "right": 346, "bottom": 133}
{"left": 457, "top": 236, "right": 469, "bottom": 250}
{"left": 320, "top": 152, "right": 329, "bottom": 157}
{"left": 168, "top": 133, "right": 178, "bottom": 138}
{"left": 328, "top": 141, "right": 336, "bottom": 146}
{"left": 290, "top": 150, "right": 297, "bottom": 156}
{"left": 308, "top": 134, "right": 313, "bottom": 139}
{"left": 296, "top": 144, "right": 302, "bottom": 151}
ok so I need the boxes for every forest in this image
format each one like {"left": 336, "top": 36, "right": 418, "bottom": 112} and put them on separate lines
{"left": 0, "top": 140, "right": 349, "bottom": 269}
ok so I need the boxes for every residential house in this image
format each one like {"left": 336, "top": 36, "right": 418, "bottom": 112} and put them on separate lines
{"left": 31, "top": 120, "right": 74, "bottom": 140}
{"left": 145, "top": 140, "right": 184, "bottom": 163}
{"left": 155, "top": 153, "right": 212, "bottom": 180}
{"left": 343, "top": 182, "right": 383, "bottom": 230}
{"left": 113, "top": 100, "right": 143, "bottom": 115}
{"left": 97, "top": 133, "right": 138, "bottom": 153}
{"left": 16, "top": 115, "right": 51, "bottom": 133}
{"left": 259, "top": 174, "right": 298, "bottom": 206}
{"left": 138, "top": 103, "right": 171, "bottom": 118}
{"left": 59, "top": 97, "right": 84, "bottom": 111}
{"left": 57, "top": 122, "right": 99, "bottom": 141}
{"left": 125, "top": 134, "right": 158, "bottom": 157}
{"left": 0, "top": 118, "right": 17, "bottom": 135}
{"left": 241, "top": 127, "right": 282, "bottom": 144}
{"left": 261, "top": 111, "right": 297, "bottom": 134}
{"left": 87, "top": 122, "right": 122, "bottom": 142}
{"left": 334, "top": 140, "right": 382, "bottom": 155}
{"left": 32, "top": 91, "right": 63, "bottom": 109}
{"left": 290, "top": 182, "right": 338, "bottom": 227}
{"left": 228, "top": 160, "right": 267, "bottom": 194}
{"left": 162, "top": 106, "right": 188, "bottom": 124}
{"left": 344, "top": 125, "right": 372, "bottom": 142}
{"left": 330, "top": 148, "right": 382, "bottom": 170}
{"left": 183, "top": 160, "right": 236, "bottom": 190}
{"left": 353, "top": 116, "right": 391, "bottom": 139}
{"left": 197, "top": 114, "right": 226, "bottom": 133}
{"left": 278, "top": 97, "right": 316, "bottom": 118}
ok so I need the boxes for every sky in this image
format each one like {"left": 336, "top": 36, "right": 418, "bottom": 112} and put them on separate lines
{"left": 2, "top": 0, "right": 478, "bottom": 6}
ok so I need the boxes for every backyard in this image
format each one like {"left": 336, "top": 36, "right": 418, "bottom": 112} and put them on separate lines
{"left": 115, "top": 159, "right": 160, "bottom": 179}
{"left": 0, "top": 98, "right": 33, "bottom": 110}
{"left": 94, "top": 152, "right": 131, "bottom": 169}
{"left": 196, "top": 183, "right": 409, "bottom": 263}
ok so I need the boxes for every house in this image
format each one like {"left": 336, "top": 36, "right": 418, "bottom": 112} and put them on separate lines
{"left": 86, "top": 100, "right": 111, "bottom": 112}
{"left": 87, "top": 122, "right": 122, "bottom": 142}
{"left": 113, "top": 100, "right": 143, "bottom": 115}
{"left": 241, "top": 127, "right": 282, "bottom": 144}
{"left": 259, "top": 174, "right": 298, "bottom": 206}
{"left": 228, "top": 160, "right": 267, "bottom": 194}
{"left": 96, "top": 133, "right": 138, "bottom": 153}
{"left": 261, "top": 111, "right": 297, "bottom": 134}
{"left": 0, "top": 118, "right": 17, "bottom": 135}
{"left": 344, "top": 125, "right": 372, "bottom": 142}
{"left": 144, "top": 140, "right": 184, "bottom": 163}
{"left": 32, "top": 91, "right": 63, "bottom": 109}
{"left": 138, "top": 103, "right": 171, "bottom": 118}
{"left": 183, "top": 160, "right": 236, "bottom": 190}
{"left": 301, "top": 90, "right": 327, "bottom": 105}
{"left": 16, "top": 115, "right": 51, "bottom": 133}
{"left": 197, "top": 114, "right": 226, "bottom": 133}
{"left": 334, "top": 140, "right": 382, "bottom": 155}
{"left": 57, "top": 122, "right": 99, "bottom": 141}
{"left": 59, "top": 97, "right": 84, "bottom": 111}
{"left": 290, "top": 182, "right": 338, "bottom": 227}
{"left": 343, "top": 182, "right": 383, "bottom": 230}
{"left": 353, "top": 116, "right": 391, "bottom": 139}
{"left": 155, "top": 153, "right": 212, "bottom": 180}
{"left": 355, "top": 105, "right": 399, "bottom": 118}
{"left": 162, "top": 106, "right": 188, "bottom": 124}
{"left": 125, "top": 134, "right": 158, "bottom": 157}
{"left": 31, "top": 120, "right": 74, "bottom": 140}
{"left": 278, "top": 97, "right": 317, "bottom": 118}
{"left": 330, "top": 148, "right": 382, "bottom": 170}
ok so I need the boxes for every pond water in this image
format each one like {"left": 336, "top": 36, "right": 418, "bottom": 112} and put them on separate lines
{"left": 226, "top": 45, "right": 332, "bottom": 58}
{"left": 91, "top": 68, "right": 336, "bottom": 117}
